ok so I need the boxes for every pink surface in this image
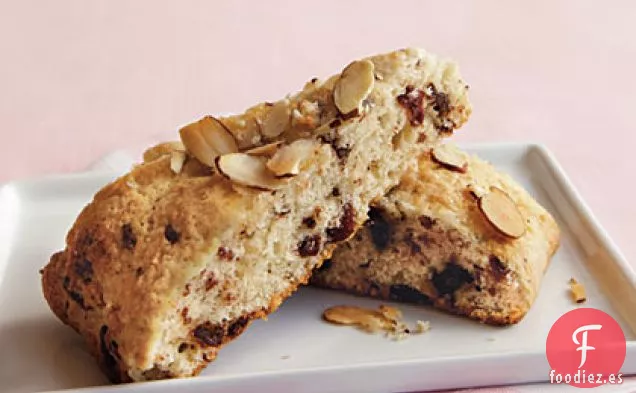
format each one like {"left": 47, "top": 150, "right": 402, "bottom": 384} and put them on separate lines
{"left": 1, "top": 1, "right": 634, "bottom": 390}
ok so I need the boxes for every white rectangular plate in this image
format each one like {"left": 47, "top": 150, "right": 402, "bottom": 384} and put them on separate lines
{"left": 1, "top": 143, "right": 635, "bottom": 393}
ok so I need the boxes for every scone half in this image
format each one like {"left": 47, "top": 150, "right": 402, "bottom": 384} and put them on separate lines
{"left": 311, "top": 145, "right": 560, "bottom": 325}
{"left": 41, "top": 48, "right": 471, "bottom": 382}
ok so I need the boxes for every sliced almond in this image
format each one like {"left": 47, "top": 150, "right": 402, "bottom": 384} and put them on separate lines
{"left": 432, "top": 144, "right": 468, "bottom": 173}
{"left": 569, "top": 278, "right": 586, "bottom": 304}
{"left": 261, "top": 100, "right": 291, "bottom": 138}
{"left": 231, "top": 116, "right": 263, "bottom": 149}
{"left": 143, "top": 142, "right": 185, "bottom": 163}
{"left": 322, "top": 305, "right": 392, "bottom": 332}
{"left": 179, "top": 122, "right": 216, "bottom": 167}
{"left": 170, "top": 151, "right": 186, "bottom": 174}
{"left": 479, "top": 187, "right": 526, "bottom": 238}
{"left": 245, "top": 141, "right": 284, "bottom": 157}
{"left": 179, "top": 116, "right": 238, "bottom": 167}
{"left": 215, "top": 153, "right": 287, "bottom": 190}
{"left": 266, "top": 139, "right": 318, "bottom": 177}
{"left": 198, "top": 116, "right": 239, "bottom": 155}
{"left": 378, "top": 305, "right": 402, "bottom": 323}
{"left": 333, "top": 60, "right": 375, "bottom": 115}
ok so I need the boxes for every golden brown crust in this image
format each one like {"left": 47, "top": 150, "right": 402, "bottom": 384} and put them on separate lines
{"left": 312, "top": 148, "right": 560, "bottom": 325}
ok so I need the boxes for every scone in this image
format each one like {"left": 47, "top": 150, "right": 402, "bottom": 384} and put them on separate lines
{"left": 41, "top": 48, "right": 472, "bottom": 382}
{"left": 311, "top": 145, "right": 560, "bottom": 325}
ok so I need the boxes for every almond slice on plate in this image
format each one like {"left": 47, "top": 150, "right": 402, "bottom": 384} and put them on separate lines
{"left": 431, "top": 144, "right": 468, "bottom": 173}
{"left": 179, "top": 116, "right": 238, "bottom": 167}
{"left": 245, "top": 141, "right": 284, "bottom": 157}
{"left": 215, "top": 153, "right": 287, "bottom": 191}
{"left": 266, "top": 139, "right": 319, "bottom": 177}
{"left": 569, "top": 278, "right": 586, "bottom": 304}
{"left": 322, "top": 305, "right": 392, "bottom": 333}
{"left": 378, "top": 304, "right": 402, "bottom": 324}
{"left": 333, "top": 60, "right": 375, "bottom": 115}
{"left": 478, "top": 187, "right": 526, "bottom": 238}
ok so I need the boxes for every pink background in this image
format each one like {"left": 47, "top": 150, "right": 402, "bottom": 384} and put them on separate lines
{"left": 3, "top": 0, "right": 634, "bottom": 263}
{"left": 0, "top": 1, "right": 634, "bottom": 390}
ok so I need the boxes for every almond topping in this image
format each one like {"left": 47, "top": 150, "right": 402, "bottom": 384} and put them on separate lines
{"left": 170, "top": 151, "right": 186, "bottom": 174}
{"left": 244, "top": 141, "right": 284, "bottom": 157}
{"left": 569, "top": 278, "right": 586, "bottom": 304}
{"left": 198, "top": 116, "right": 239, "bottom": 155}
{"left": 266, "top": 139, "right": 319, "bottom": 177}
{"left": 432, "top": 144, "right": 468, "bottom": 173}
{"left": 479, "top": 187, "right": 526, "bottom": 238}
{"left": 215, "top": 153, "right": 286, "bottom": 190}
{"left": 261, "top": 100, "right": 291, "bottom": 138}
{"left": 179, "top": 116, "right": 238, "bottom": 166}
{"left": 333, "top": 60, "right": 375, "bottom": 115}
{"left": 143, "top": 142, "right": 185, "bottom": 163}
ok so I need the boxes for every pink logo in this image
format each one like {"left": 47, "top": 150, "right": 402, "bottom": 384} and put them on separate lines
{"left": 546, "top": 308, "right": 626, "bottom": 387}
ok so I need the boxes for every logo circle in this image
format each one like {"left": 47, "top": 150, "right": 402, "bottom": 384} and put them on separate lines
{"left": 546, "top": 308, "right": 626, "bottom": 387}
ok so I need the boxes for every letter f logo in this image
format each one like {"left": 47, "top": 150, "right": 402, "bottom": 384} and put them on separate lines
{"left": 572, "top": 324, "right": 602, "bottom": 368}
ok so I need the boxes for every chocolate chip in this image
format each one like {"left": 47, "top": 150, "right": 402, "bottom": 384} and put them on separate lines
{"left": 317, "top": 259, "right": 332, "bottom": 272}
{"left": 403, "top": 230, "right": 421, "bottom": 255}
{"left": 367, "top": 207, "right": 392, "bottom": 251}
{"left": 205, "top": 274, "right": 218, "bottom": 291}
{"left": 227, "top": 316, "right": 249, "bottom": 338}
{"left": 39, "top": 268, "right": 44, "bottom": 275}
{"left": 331, "top": 187, "right": 341, "bottom": 197}
{"left": 164, "top": 224, "right": 180, "bottom": 244}
{"left": 437, "top": 120, "right": 455, "bottom": 134}
{"left": 326, "top": 203, "right": 356, "bottom": 242}
{"left": 178, "top": 343, "right": 188, "bottom": 353}
{"left": 63, "top": 276, "right": 88, "bottom": 310}
{"left": 336, "top": 146, "right": 351, "bottom": 160}
{"left": 329, "top": 119, "right": 342, "bottom": 128}
{"left": 310, "top": 77, "right": 318, "bottom": 84}
{"left": 489, "top": 255, "right": 510, "bottom": 281}
{"left": 99, "top": 325, "right": 121, "bottom": 383}
{"left": 396, "top": 85, "right": 426, "bottom": 125}
{"left": 298, "top": 234, "right": 321, "bottom": 257}
{"left": 193, "top": 324, "right": 224, "bottom": 347}
{"left": 73, "top": 259, "right": 93, "bottom": 283}
{"left": 135, "top": 267, "right": 144, "bottom": 277}
{"left": 217, "top": 247, "right": 234, "bottom": 261}
{"left": 432, "top": 262, "right": 474, "bottom": 296}
{"left": 389, "top": 284, "right": 432, "bottom": 305}
{"left": 302, "top": 216, "right": 317, "bottom": 229}
{"left": 121, "top": 223, "right": 137, "bottom": 250}
{"left": 181, "top": 307, "right": 191, "bottom": 324}
{"left": 432, "top": 90, "right": 450, "bottom": 116}
{"left": 418, "top": 215, "right": 435, "bottom": 229}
